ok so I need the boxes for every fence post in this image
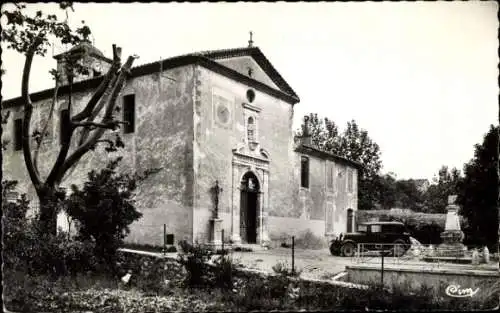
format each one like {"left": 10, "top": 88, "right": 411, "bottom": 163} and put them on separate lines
{"left": 222, "top": 229, "right": 225, "bottom": 253}
{"left": 163, "top": 224, "right": 166, "bottom": 255}
{"left": 292, "top": 236, "right": 295, "bottom": 276}
{"left": 381, "top": 249, "right": 385, "bottom": 288}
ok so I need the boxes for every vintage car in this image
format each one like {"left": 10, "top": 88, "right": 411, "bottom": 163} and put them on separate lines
{"left": 329, "top": 221, "right": 412, "bottom": 257}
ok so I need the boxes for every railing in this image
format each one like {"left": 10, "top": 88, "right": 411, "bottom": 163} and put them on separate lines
{"left": 353, "top": 242, "right": 491, "bottom": 268}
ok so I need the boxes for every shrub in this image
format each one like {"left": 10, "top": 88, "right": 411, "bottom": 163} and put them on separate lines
{"left": 212, "top": 254, "right": 235, "bottom": 290}
{"left": 272, "top": 261, "right": 302, "bottom": 277}
{"left": 233, "top": 246, "right": 253, "bottom": 252}
{"left": 65, "top": 158, "right": 143, "bottom": 268}
{"left": 2, "top": 182, "right": 98, "bottom": 277}
{"left": 176, "top": 240, "right": 214, "bottom": 287}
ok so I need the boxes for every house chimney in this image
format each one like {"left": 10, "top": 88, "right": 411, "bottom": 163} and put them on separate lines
{"left": 53, "top": 40, "right": 112, "bottom": 85}
{"left": 299, "top": 115, "right": 312, "bottom": 146}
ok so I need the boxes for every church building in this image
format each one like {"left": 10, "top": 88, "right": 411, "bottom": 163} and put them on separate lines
{"left": 2, "top": 39, "right": 360, "bottom": 248}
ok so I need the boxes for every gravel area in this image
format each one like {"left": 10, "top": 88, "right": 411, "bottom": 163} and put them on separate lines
{"left": 228, "top": 248, "right": 353, "bottom": 280}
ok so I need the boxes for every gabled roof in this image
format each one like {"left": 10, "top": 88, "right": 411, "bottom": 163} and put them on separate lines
{"left": 188, "top": 47, "right": 299, "bottom": 99}
{"left": 2, "top": 46, "right": 300, "bottom": 108}
{"left": 295, "top": 143, "right": 363, "bottom": 170}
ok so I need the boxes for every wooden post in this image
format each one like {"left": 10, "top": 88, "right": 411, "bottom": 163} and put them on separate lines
{"left": 381, "top": 250, "right": 385, "bottom": 288}
{"left": 163, "top": 224, "right": 166, "bottom": 255}
{"left": 222, "top": 229, "right": 225, "bottom": 253}
{"left": 292, "top": 236, "right": 295, "bottom": 276}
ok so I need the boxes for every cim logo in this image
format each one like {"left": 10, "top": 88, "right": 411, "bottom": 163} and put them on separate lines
{"left": 445, "top": 285, "right": 479, "bottom": 298}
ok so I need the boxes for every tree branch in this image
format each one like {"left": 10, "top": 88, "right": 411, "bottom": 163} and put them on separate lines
{"left": 21, "top": 35, "right": 44, "bottom": 190}
{"left": 34, "top": 80, "right": 59, "bottom": 175}
{"left": 72, "top": 45, "right": 121, "bottom": 122}
{"left": 55, "top": 54, "right": 137, "bottom": 184}
{"left": 73, "top": 120, "right": 126, "bottom": 130}
{"left": 46, "top": 72, "right": 74, "bottom": 186}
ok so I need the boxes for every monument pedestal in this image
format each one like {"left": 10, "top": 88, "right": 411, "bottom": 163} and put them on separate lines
{"left": 436, "top": 230, "right": 467, "bottom": 257}
{"left": 210, "top": 218, "right": 223, "bottom": 247}
{"left": 426, "top": 195, "right": 469, "bottom": 261}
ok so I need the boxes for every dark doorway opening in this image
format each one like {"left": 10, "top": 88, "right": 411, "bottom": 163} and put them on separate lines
{"left": 347, "top": 208, "right": 354, "bottom": 233}
{"left": 240, "top": 172, "right": 260, "bottom": 244}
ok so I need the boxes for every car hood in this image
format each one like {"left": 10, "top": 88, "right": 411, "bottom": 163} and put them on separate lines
{"left": 344, "top": 232, "right": 366, "bottom": 237}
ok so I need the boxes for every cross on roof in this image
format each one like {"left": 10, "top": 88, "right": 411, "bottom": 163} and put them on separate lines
{"left": 248, "top": 31, "right": 254, "bottom": 47}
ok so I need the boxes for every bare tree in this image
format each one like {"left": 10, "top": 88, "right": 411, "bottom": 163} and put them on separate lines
{"left": 2, "top": 3, "right": 138, "bottom": 234}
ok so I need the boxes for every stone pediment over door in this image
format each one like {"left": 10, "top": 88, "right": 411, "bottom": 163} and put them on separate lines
{"left": 232, "top": 142, "right": 270, "bottom": 171}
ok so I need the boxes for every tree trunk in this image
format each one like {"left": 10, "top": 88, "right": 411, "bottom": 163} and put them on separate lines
{"left": 37, "top": 189, "right": 59, "bottom": 235}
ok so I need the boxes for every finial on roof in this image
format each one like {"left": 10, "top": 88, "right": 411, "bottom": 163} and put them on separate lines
{"left": 248, "top": 31, "right": 254, "bottom": 47}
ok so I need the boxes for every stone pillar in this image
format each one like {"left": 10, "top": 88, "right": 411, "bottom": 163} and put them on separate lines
{"left": 258, "top": 171, "right": 271, "bottom": 246}
{"left": 231, "top": 165, "right": 242, "bottom": 244}
{"left": 210, "top": 218, "right": 223, "bottom": 246}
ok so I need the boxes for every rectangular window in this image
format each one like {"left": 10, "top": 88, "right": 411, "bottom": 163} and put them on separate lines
{"left": 14, "top": 118, "right": 23, "bottom": 151}
{"left": 60, "top": 109, "right": 70, "bottom": 145}
{"left": 301, "top": 156, "right": 309, "bottom": 188}
{"left": 123, "top": 94, "right": 135, "bottom": 134}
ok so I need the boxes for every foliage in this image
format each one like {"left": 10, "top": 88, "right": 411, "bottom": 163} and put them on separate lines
{"left": 65, "top": 157, "right": 143, "bottom": 267}
{"left": 394, "top": 179, "right": 426, "bottom": 211}
{"left": 272, "top": 261, "right": 302, "bottom": 277}
{"left": 2, "top": 181, "right": 97, "bottom": 277}
{"left": 297, "top": 114, "right": 382, "bottom": 210}
{"left": 458, "top": 125, "right": 499, "bottom": 251}
{"left": 423, "top": 166, "right": 463, "bottom": 213}
{"left": 1, "top": 3, "right": 138, "bottom": 235}
{"left": 176, "top": 240, "right": 214, "bottom": 287}
{"left": 232, "top": 246, "right": 254, "bottom": 252}
{"left": 4, "top": 249, "right": 498, "bottom": 312}
{"left": 211, "top": 254, "right": 236, "bottom": 290}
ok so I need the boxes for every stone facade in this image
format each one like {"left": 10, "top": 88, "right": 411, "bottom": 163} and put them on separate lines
{"left": 2, "top": 44, "right": 360, "bottom": 247}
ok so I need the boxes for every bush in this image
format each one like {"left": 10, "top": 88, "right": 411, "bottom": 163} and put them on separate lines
{"left": 2, "top": 182, "right": 98, "bottom": 277}
{"left": 272, "top": 261, "right": 302, "bottom": 277}
{"left": 212, "top": 254, "right": 235, "bottom": 290}
{"left": 233, "top": 246, "right": 253, "bottom": 252}
{"left": 176, "top": 240, "right": 214, "bottom": 287}
{"left": 65, "top": 158, "right": 143, "bottom": 268}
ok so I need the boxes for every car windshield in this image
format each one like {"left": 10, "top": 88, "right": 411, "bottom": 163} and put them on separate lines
{"left": 357, "top": 224, "right": 368, "bottom": 232}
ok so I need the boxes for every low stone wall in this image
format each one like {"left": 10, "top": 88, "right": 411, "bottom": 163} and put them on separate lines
{"left": 118, "top": 248, "right": 369, "bottom": 290}
{"left": 346, "top": 263, "right": 499, "bottom": 298}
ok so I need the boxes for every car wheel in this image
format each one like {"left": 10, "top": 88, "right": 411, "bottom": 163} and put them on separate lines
{"left": 341, "top": 242, "right": 356, "bottom": 257}
{"left": 392, "top": 239, "right": 408, "bottom": 257}
{"left": 329, "top": 243, "right": 338, "bottom": 256}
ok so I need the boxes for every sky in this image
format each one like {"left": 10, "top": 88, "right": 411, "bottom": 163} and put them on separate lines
{"left": 1, "top": 2, "right": 498, "bottom": 181}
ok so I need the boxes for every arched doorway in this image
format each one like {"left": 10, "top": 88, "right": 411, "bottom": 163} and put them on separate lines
{"left": 347, "top": 209, "right": 354, "bottom": 233}
{"left": 240, "top": 171, "right": 260, "bottom": 243}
